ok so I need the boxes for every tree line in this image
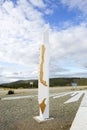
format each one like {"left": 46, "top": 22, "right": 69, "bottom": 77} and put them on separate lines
{"left": 0, "top": 78, "right": 87, "bottom": 89}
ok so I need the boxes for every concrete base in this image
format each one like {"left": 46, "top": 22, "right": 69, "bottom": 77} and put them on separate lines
{"left": 33, "top": 116, "right": 54, "bottom": 123}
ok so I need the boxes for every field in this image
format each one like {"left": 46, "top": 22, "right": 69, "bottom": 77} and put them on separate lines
{"left": 0, "top": 86, "right": 86, "bottom": 130}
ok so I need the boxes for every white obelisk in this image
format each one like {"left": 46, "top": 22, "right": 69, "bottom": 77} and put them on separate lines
{"left": 34, "top": 25, "right": 50, "bottom": 122}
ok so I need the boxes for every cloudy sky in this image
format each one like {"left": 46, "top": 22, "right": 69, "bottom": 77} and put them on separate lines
{"left": 0, "top": 0, "right": 87, "bottom": 83}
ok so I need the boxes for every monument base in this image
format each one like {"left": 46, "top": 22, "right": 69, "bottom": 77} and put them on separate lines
{"left": 33, "top": 116, "right": 54, "bottom": 123}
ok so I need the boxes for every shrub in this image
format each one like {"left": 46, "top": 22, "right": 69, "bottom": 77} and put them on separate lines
{"left": 8, "top": 90, "right": 14, "bottom": 95}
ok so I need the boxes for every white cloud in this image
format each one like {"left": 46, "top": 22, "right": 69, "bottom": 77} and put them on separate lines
{"left": 61, "top": 0, "right": 87, "bottom": 15}
{"left": 29, "top": 0, "right": 45, "bottom": 8}
{"left": 44, "top": 8, "right": 53, "bottom": 14}
{"left": 0, "top": 0, "right": 46, "bottom": 83}
{"left": 0, "top": 0, "right": 45, "bottom": 65}
{"left": 0, "top": 0, "right": 87, "bottom": 83}
{"left": 49, "top": 23, "right": 87, "bottom": 77}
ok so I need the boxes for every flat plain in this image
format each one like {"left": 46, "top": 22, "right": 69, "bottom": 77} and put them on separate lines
{"left": 0, "top": 86, "right": 87, "bottom": 130}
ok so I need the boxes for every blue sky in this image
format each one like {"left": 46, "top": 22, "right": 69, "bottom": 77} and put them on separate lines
{"left": 44, "top": 2, "right": 80, "bottom": 26}
{"left": 0, "top": 0, "right": 87, "bottom": 83}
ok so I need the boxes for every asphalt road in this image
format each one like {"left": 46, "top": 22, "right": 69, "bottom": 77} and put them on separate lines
{"left": 0, "top": 86, "right": 86, "bottom": 130}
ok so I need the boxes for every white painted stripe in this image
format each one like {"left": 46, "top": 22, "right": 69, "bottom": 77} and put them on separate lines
{"left": 70, "top": 91, "right": 87, "bottom": 130}
{"left": 1, "top": 95, "right": 37, "bottom": 100}
{"left": 81, "top": 92, "right": 87, "bottom": 107}
{"left": 50, "top": 92, "right": 67, "bottom": 98}
{"left": 71, "top": 92, "right": 78, "bottom": 96}
{"left": 70, "top": 107, "right": 87, "bottom": 130}
{"left": 53, "top": 92, "right": 73, "bottom": 99}
{"left": 49, "top": 93, "right": 60, "bottom": 97}
{"left": 64, "top": 92, "right": 84, "bottom": 104}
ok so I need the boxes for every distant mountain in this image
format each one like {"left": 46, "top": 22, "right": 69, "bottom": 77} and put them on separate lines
{"left": 0, "top": 78, "right": 87, "bottom": 88}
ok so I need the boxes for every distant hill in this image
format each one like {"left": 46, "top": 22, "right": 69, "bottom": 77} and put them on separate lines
{"left": 0, "top": 78, "right": 87, "bottom": 88}
{"left": 50, "top": 78, "right": 87, "bottom": 87}
{"left": 0, "top": 79, "right": 38, "bottom": 89}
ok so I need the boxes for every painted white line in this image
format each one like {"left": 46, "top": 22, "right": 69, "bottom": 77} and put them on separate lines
{"left": 53, "top": 92, "right": 73, "bottom": 99}
{"left": 49, "top": 93, "right": 61, "bottom": 97}
{"left": 70, "top": 91, "right": 87, "bottom": 130}
{"left": 70, "top": 107, "right": 87, "bottom": 130}
{"left": 81, "top": 92, "right": 87, "bottom": 107}
{"left": 71, "top": 92, "right": 78, "bottom": 96}
{"left": 1, "top": 95, "right": 37, "bottom": 100}
{"left": 64, "top": 92, "right": 84, "bottom": 104}
{"left": 50, "top": 92, "right": 67, "bottom": 98}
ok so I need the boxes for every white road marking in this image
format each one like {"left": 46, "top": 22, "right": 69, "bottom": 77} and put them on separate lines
{"left": 1, "top": 95, "right": 37, "bottom": 100}
{"left": 49, "top": 93, "right": 61, "bottom": 97}
{"left": 1, "top": 90, "right": 87, "bottom": 107}
{"left": 53, "top": 92, "right": 73, "bottom": 99}
{"left": 64, "top": 91, "right": 85, "bottom": 104}
{"left": 80, "top": 92, "right": 87, "bottom": 107}
{"left": 70, "top": 91, "right": 87, "bottom": 130}
{"left": 71, "top": 92, "right": 78, "bottom": 96}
